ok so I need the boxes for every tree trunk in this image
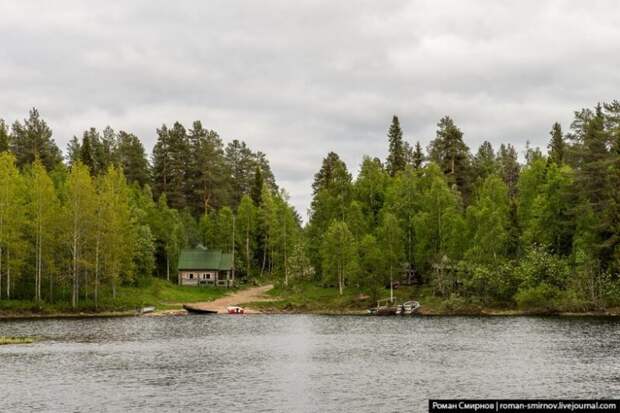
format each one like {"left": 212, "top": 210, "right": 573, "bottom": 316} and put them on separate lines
{"left": 231, "top": 216, "right": 235, "bottom": 287}
{"left": 389, "top": 264, "right": 393, "bottom": 302}
{"left": 72, "top": 232, "right": 78, "bottom": 309}
{"left": 338, "top": 261, "right": 343, "bottom": 295}
{"left": 261, "top": 238, "right": 267, "bottom": 278}
{"left": 6, "top": 248, "right": 10, "bottom": 300}
{"left": 283, "top": 219, "right": 288, "bottom": 287}
{"left": 166, "top": 254, "right": 170, "bottom": 282}
{"left": 0, "top": 245, "right": 3, "bottom": 299}
{"left": 95, "top": 235, "right": 100, "bottom": 310}
{"left": 245, "top": 227, "right": 250, "bottom": 278}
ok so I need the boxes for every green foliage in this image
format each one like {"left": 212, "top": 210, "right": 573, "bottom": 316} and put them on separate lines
{"left": 320, "top": 221, "right": 358, "bottom": 295}
{"left": 514, "top": 283, "right": 561, "bottom": 312}
{"left": 465, "top": 175, "right": 510, "bottom": 265}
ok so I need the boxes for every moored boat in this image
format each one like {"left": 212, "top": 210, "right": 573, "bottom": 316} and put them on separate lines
{"left": 183, "top": 304, "right": 218, "bottom": 314}
{"left": 226, "top": 306, "right": 245, "bottom": 314}
{"left": 400, "top": 300, "right": 421, "bottom": 315}
{"left": 368, "top": 299, "right": 421, "bottom": 316}
{"left": 368, "top": 298, "right": 399, "bottom": 316}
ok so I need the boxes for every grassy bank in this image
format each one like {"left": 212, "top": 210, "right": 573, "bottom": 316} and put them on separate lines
{"left": 248, "top": 281, "right": 620, "bottom": 316}
{"left": 0, "top": 336, "right": 36, "bottom": 345}
{"left": 0, "top": 278, "right": 232, "bottom": 318}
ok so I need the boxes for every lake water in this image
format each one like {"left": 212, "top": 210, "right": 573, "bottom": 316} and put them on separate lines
{"left": 0, "top": 315, "right": 618, "bottom": 412}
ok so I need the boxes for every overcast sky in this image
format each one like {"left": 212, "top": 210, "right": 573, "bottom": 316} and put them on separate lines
{"left": 1, "top": 1, "right": 620, "bottom": 218}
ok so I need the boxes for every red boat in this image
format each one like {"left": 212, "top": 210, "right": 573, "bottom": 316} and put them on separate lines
{"left": 227, "top": 306, "right": 245, "bottom": 314}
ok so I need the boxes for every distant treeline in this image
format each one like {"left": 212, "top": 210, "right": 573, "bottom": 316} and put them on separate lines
{"left": 0, "top": 109, "right": 303, "bottom": 308}
{"left": 308, "top": 102, "right": 620, "bottom": 311}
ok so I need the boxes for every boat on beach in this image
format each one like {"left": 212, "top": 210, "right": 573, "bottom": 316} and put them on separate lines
{"left": 226, "top": 306, "right": 245, "bottom": 314}
{"left": 183, "top": 304, "right": 218, "bottom": 314}
{"left": 140, "top": 306, "right": 156, "bottom": 314}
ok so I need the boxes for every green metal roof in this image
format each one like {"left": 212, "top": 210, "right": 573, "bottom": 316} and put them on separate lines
{"left": 177, "top": 247, "right": 233, "bottom": 271}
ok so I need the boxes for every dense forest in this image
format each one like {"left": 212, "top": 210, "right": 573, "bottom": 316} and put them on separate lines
{"left": 1, "top": 101, "right": 620, "bottom": 312}
{"left": 0, "top": 109, "right": 302, "bottom": 308}
{"left": 308, "top": 102, "right": 620, "bottom": 311}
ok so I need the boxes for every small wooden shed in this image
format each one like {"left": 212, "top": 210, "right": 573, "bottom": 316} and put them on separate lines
{"left": 177, "top": 246, "right": 234, "bottom": 287}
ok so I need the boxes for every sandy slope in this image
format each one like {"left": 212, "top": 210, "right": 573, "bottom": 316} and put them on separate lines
{"left": 185, "top": 284, "right": 275, "bottom": 314}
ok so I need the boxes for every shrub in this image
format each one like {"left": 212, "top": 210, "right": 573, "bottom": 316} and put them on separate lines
{"left": 514, "top": 283, "right": 561, "bottom": 312}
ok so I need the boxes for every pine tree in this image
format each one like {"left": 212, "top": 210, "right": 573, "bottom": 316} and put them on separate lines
{"left": 225, "top": 139, "right": 256, "bottom": 207}
{"left": 10, "top": 108, "right": 62, "bottom": 171}
{"left": 116, "top": 131, "right": 150, "bottom": 187}
{"left": 548, "top": 122, "right": 565, "bottom": 165}
{"left": 185, "top": 122, "right": 229, "bottom": 214}
{"left": 386, "top": 115, "right": 406, "bottom": 177}
{"left": 152, "top": 123, "right": 188, "bottom": 209}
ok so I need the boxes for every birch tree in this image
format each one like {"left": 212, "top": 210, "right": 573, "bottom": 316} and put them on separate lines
{"left": 25, "top": 159, "right": 59, "bottom": 302}
{"left": 64, "top": 162, "right": 96, "bottom": 308}
{"left": 0, "top": 153, "right": 25, "bottom": 299}
{"left": 236, "top": 195, "right": 257, "bottom": 278}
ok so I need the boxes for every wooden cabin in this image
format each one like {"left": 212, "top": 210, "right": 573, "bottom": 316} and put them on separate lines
{"left": 177, "top": 246, "right": 234, "bottom": 287}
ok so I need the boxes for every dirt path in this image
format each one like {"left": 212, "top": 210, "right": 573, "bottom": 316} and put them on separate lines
{"left": 185, "top": 284, "right": 275, "bottom": 314}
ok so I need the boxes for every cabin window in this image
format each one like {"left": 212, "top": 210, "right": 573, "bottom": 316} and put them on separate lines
{"left": 189, "top": 273, "right": 194, "bottom": 279}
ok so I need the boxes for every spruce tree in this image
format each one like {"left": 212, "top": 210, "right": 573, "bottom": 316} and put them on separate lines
{"left": 548, "top": 122, "right": 565, "bottom": 165}
{"left": 0, "top": 120, "right": 9, "bottom": 152}
{"left": 497, "top": 144, "right": 520, "bottom": 198}
{"left": 472, "top": 141, "right": 498, "bottom": 184}
{"left": 250, "top": 165, "right": 264, "bottom": 206}
{"left": 386, "top": 115, "right": 406, "bottom": 177}
{"left": 412, "top": 141, "right": 424, "bottom": 169}
{"left": 66, "top": 136, "right": 81, "bottom": 166}
{"left": 428, "top": 116, "right": 472, "bottom": 198}
{"left": 79, "top": 129, "right": 97, "bottom": 175}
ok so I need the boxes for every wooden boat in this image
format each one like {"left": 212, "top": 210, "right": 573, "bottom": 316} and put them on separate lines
{"left": 226, "top": 306, "right": 245, "bottom": 314}
{"left": 183, "top": 304, "right": 218, "bottom": 314}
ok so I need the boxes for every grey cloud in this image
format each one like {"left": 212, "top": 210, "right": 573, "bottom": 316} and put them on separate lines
{"left": 1, "top": 1, "right": 620, "bottom": 216}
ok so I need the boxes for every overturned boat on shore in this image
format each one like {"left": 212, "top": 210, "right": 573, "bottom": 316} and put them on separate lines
{"left": 183, "top": 304, "right": 218, "bottom": 314}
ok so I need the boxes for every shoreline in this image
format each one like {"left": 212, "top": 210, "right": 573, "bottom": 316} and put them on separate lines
{"left": 2, "top": 307, "right": 619, "bottom": 320}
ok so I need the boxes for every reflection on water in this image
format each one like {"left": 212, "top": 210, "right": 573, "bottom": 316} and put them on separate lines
{"left": 0, "top": 315, "right": 618, "bottom": 412}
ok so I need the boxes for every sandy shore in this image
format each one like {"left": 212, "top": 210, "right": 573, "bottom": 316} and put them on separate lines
{"left": 147, "top": 284, "right": 276, "bottom": 316}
